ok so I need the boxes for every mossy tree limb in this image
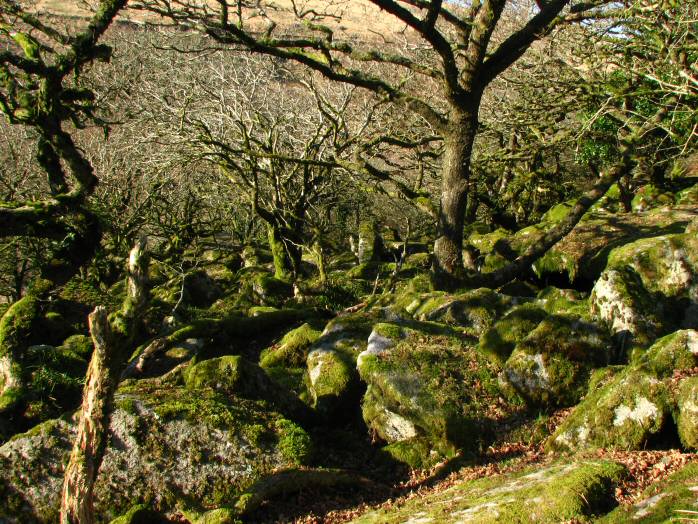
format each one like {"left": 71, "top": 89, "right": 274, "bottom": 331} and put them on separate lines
{"left": 0, "top": 278, "right": 51, "bottom": 403}
{"left": 470, "top": 98, "right": 677, "bottom": 289}
{"left": 0, "top": 0, "right": 126, "bottom": 295}
{"left": 60, "top": 237, "right": 149, "bottom": 524}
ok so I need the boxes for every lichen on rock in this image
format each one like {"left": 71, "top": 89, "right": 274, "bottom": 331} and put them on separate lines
{"left": 591, "top": 267, "right": 667, "bottom": 355}
{"left": 547, "top": 330, "right": 698, "bottom": 452}
{"left": 0, "top": 380, "right": 312, "bottom": 521}
{"left": 501, "top": 314, "right": 612, "bottom": 408}
{"left": 478, "top": 303, "right": 548, "bottom": 365}
{"left": 351, "top": 460, "right": 626, "bottom": 523}
{"left": 358, "top": 321, "right": 504, "bottom": 466}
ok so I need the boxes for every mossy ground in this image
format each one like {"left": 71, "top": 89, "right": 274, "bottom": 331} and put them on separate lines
{"left": 351, "top": 460, "right": 626, "bottom": 523}
{"left": 600, "top": 462, "right": 698, "bottom": 523}
{"left": 5, "top": 200, "right": 698, "bottom": 522}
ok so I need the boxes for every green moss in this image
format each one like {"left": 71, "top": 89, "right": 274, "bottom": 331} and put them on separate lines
{"left": 264, "top": 366, "right": 308, "bottom": 399}
{"left": 467, "top": 228, "right": 510, "bottom": 254}
{"left": 372, "top": 322, "right": 404, "bottom": 340}
{"left": 631, "top": 184, "right": 675, "bottom": 212}
{"left": 537, "top": 287, "right": 590, "bottom": 317}
{"left": 503, "top": 315, "right": 611, "bottom": 408}
{"left": 26, "top": 344, "right": 87, "bottom": 376}
{"left": 518, "top": 315, "right": 609, "bottom": 361}
{"left": 676, "top": 376, "right": 698, "bottom": 450}
{"left": 404, "top": 252, "right": 431, "bottom": 269}
{"left": 251, "top": 273, "right": 292, "bottom": 307}
{"left": 0, "top": 291, "right": 42, "bottom": 359}
{"left": 541, "top": 200, "right": 575, "bottom": 223}
{"left": 275, "top": 419, "right": 313, "bottom": 465}
{"left": 353, "top": 460, "right": 625, "bottom": 523}
{"left": 533, "top": 249, "right": 577, "bottom": 281}
{"left": 345, "top": 261, "right": 394, "bottom": 280}
{"left": 109, "top": 504, "right": 167, "bottom": 524}
{"left": 587, "top": 365, "right": 624, "bottom": 393}
{"left": 59, "top": 277, "right": 108, "bottom": 307}
{"left": 359, "top": 328, "right": 505, "bottom": 459}
{"left": 381, "top": 437, "right": 445, "bottom": 469}
{"left": 416, "top": 288, "right": 519, "bottom": 336}
{"left": 260, "top": 323, "right": 322, "bottom": 368}
{"left": 184, "top": 355, "right": 270, "bottom": 400}
{"left": 358, "top": 220, "right": 382, "bottom": 263}
{"left": 59, "top": 334, "right": 93, "bottom": 358}
{"left": 194, "top": 508, "right": 240, "bottom": 524}
{"left": 397, "top": 273, "right": 434, "bottom": 297}
{"left": 0, "top": 386, "right": 26, "bottom": 411}
{"left": 307, "top": 348, "right": 357, "bottom": 414}
{"left": 119, "top": 383, "right": 263, "bottom": 434}
{"left": 248, "top": 305, "right": 278, "bottom": 315}
{"left": 153, "top": 390, "right": 237, "bottom": 429}
{"left": 8, "top": 417, "right": 61, "bottom": 442}
{"left": 606, "top": 232, "right": 698, "bottom": 299}
{"left": 634, "top": 330, "right": 698, "bottom": 376}
{"left": 117, "top": 397, "right": 139, "bottom": 416}
{"left": 591, "top": 267, "right": 668, "bottom": 354}
{"left": 321, "top": 312, "right": 376, "bottom": 343}
{"left": 548, "top": 369, "right": 671, "bottom": 452}
{"left": 402, "top": 292, "right": 450, "bottom": 318}
{"left": 479, "top": 304, "right": 547, "bottom": 364}
{"left": 676, "top": 183, "right": 698, "bottom": 205}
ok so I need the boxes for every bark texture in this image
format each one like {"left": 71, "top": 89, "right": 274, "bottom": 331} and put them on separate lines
{"left": 60, "top": 237, "right": 149, "bottom": 524}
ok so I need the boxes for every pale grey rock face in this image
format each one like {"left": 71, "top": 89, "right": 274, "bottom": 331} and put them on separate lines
{"left": 0, "top": 386, "right": 292, "bottom": 523}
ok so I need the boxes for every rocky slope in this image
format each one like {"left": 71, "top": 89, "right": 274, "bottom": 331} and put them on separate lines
{"left": 2, "top": 180, "right": 698, "bottom": 523}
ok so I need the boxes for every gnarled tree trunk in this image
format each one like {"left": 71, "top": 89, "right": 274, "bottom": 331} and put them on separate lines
{"left": 432, "top": 111, "right": 478, "bottom": 288}
{"left": 60, "top": 237, "right": 149, "bottom": 524}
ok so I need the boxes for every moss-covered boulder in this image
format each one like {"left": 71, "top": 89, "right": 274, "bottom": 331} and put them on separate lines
{"left": 411, "top": 288, "right": 523, "bottom": 337}
{"left": 549, "top": 370, "right": 671, "bottom": 451}
{"left": 537, "top": 286, "right": 590, "bottom": 317}
{"left": 0, "top": 381, "right": 313, "bottom": 522}
{"left": 307, "top": 348, "right": 358, "bottom": 418}
{"left": 478, "top": 303, "right": 548, "bottom": 365}
{"left": 600, "top": 462, "right": 698, "bottom": 523}
{"left": 605, "top": 231, "right": 698, "bottom": 329}
{"left": 1, "top": 332, "right": 89, "bottom": 441}
{"left": 185, "top": 355, "right": 268, "bottom": 396}
{"left": 677, "top": 377, "right": 698, "bottom": 450}
{"left": 472, "top": 198, "right": 697, "bottom": 287}
{"left": 351, "top": 460, "right": 625, "bottom": 523}
{"left": 260, "top": 322, "right": 322, "bottom": 368}
{"left": 184, "top": 355, "right": 313, "bottom": 424}
{"left": 548, "top": 330, "right": 698, "bottom": 452}
{"left": 634, "top": 329, "right": 698, "bottom": 376}
{"left": 304, "top": 314, "right": 374, "bottom": 419}
{"left": 591, "top": 267, "right": 668, "bottom": 353}
{"left": 631, "top": 184, "right": 676, "bottom": 212}
{"left": 501, "top": 315, "right": 612, "bottom": 408}
{"left": 58, "top": 334, "right": 93, "bottom": 359}
{"left": 358, "top": 322, "right": 504, "bottom": 467}
{"left": 251, "top": 273, "right": 293, "bottom": 307}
